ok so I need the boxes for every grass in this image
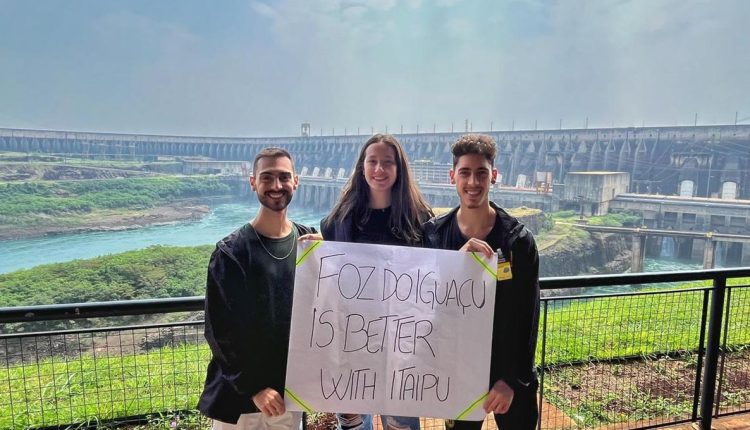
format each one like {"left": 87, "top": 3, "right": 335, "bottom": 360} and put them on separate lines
{"left": 535, "top": 221, "right": 591, "bottom": 252}
{"left": 0, "top": 343, "right": 210, "bottom": 429}
{"left": 541, "top": 278, "right": 750, "bottom": 365}
{"left": 549, "top": 209, "right": 642, "bottom": 227}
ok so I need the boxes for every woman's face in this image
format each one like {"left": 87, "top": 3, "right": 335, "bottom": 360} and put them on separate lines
{"left": 363, "top": 141, "right": 398, "bottom": 193}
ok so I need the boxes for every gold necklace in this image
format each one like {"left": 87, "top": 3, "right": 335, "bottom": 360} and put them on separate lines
{"left": 252, "top": 224, "right": 297, "bottom": 260}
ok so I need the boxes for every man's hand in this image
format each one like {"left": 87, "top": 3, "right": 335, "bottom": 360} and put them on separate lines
{"left": 252, "top": 388, "right": 286, "bottom": 417}
{"left": 483, "top": 379, "right": 514, "bottom": 414}
{"left": 459, "top": 237, "right": 494, "bottom": 258}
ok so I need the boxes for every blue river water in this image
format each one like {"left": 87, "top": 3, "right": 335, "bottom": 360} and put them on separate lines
{"left": 0, "top": 202, "right": 329, "bottom": 274}
{"left": 0, "top": 202, "right": 702, "bottom": 275}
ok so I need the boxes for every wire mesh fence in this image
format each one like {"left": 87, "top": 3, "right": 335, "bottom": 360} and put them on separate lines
{"left": 538, "top": 287, "right": 709, "bottom": 429}
{"left": 1, "top": 269, "right": 750, "bottom": 429}
{"left": 0, "top": 322, "right": 207, "bottom": 429}
{"left": 716, "top": 283, "right": 750, "bottom": 416}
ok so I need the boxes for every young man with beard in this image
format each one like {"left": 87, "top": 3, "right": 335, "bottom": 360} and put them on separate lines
{"left": 424, "top": 134, "right": 540, "bottom": 430}
{"left": 199, "top": 147, "right": 317, "bottom": 430}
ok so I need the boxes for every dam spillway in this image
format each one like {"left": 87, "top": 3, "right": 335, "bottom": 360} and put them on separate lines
{"left": 2, "top": 124, "right": 749, "bottom": 199}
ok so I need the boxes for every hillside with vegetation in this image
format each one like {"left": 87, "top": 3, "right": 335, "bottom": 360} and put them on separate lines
{"left": 0, "top": 245, "right": 213, "bottom": 307}
{"left": 0, "top": 176, "right": 232, "bottom": 239}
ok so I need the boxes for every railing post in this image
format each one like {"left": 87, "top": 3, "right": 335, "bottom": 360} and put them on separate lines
{"left": 537, "top": 301, "right": 549, "bottom": 430}
{"left": 699, "top": 275, "right": 727, "bottom": 430}
{"left": 692, "top": 289, "right": 710, "bottom": 421}
{"left": 714, "top": 288, "right": 733, "bottom": 417}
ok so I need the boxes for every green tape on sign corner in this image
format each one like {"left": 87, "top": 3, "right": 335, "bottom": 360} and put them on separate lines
{"left": 455, "top": 392, "right": 489, "bottom": 420}
{"left": 470, "top": 252, "right": 497, "bottom": 280}
{"left": 284, "top": 388, "right": 314, "bottom": 413}
{"left": 296, "top": 241, "right": 322, "bottom": 267}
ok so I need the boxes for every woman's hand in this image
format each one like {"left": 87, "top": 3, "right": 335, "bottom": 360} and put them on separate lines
{"left": 298, "top": 233, "right": 323, "bottom": 241}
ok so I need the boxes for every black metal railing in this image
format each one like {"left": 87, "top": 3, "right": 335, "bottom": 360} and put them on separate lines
{"left": 2, "top": 268, "right": 750, "bottom": 430}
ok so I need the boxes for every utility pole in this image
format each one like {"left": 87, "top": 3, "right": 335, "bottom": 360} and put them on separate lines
{"left": 534, "top": 120, "right": 538, "bottom": 131}
{"left": 416, "top": 124, "right": 419, "bottom": 134}
{"left": 511, "top": 120, "right": 515, "bottom": 131}
{"left": 465, "top": 119, "right": 469, "bottom": 132}
{"left": 585, "top": 117, "right": 589, "bottom": 129}
{"left": 694, "top": 112, "right": 698, "bottom": 126}
{"left": 433, "top": 123, "right": 436, "bottom": 133}
{"left": 490, "top": 121, "right": 493, "bottom": 132}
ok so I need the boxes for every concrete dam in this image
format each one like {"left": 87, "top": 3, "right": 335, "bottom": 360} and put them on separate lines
{"left": 2, "top": 124, "right": 749, "bottom": 200}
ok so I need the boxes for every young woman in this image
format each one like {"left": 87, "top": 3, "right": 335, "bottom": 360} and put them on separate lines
{"left": 321, "top": 133, "right": 433, "bottom": 430}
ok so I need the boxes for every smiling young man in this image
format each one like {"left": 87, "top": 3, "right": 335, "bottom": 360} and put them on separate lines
{"left": 424, "top": 134, "right": 540, "bottom": 430}
{"left": 199, "top": 147, "right": 317, "bottom": 430}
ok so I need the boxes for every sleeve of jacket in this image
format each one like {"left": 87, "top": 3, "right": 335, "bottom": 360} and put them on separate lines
{"left": 320, "top": 216, "right": 333, "bottom": 240}
{"left": 494, "top": 229, "right": 540, "bottom": 390}
{"left": 421, "top": 218, "right": 438, "bottom": 249}
{"left": 203, "top": 245, "right": 265, "bottom": 398}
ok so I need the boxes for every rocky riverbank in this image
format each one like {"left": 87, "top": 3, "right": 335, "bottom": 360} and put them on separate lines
{"left": 540, "top": 229, "right": 631, "bottom": 277}
{"left": 0, "top": 201, "right": 210, "bottom": 240}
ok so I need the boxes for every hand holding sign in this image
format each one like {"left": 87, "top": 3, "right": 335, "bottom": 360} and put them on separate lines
{"left": 285, "top": 241, "right": 498, "bottom": 420}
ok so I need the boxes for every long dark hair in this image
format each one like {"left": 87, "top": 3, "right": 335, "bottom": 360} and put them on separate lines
{"left": 324, "top": 134, "right": 433, "bottom": 244}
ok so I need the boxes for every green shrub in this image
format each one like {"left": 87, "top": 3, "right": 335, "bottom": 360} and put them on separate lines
{"left": 0, "top": 177, "right": 231, "bottom": 218}
{"left": 0, "top": 245, "right": 213, "bottom": 307}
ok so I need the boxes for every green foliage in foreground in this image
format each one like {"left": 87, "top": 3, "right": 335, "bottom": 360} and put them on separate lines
{"left": 0, "top": 176, "right": 230, "bottom": 219}
{"left": 0, "top": 343, "right": 211, "bottom": 429}
{"left": 0, "top": 245, "right": 213, "bottom": 307}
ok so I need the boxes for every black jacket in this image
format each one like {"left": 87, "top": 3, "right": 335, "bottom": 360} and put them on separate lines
{"left": 320, "top": 210, "right": 432, "bottom": 245}
{"left": 198, "top": 222, "right": 316, "bottom": 424}
{"left": 320, "top": 213, "right": 353, "bottom": 242}
{"left": 423, "top": 202, "right": 540, "bottom": 390}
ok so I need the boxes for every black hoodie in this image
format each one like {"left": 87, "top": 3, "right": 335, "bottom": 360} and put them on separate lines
{"left": 198, "top": 222, "right": 316, "bottom": 424}
{"left": 423, "top": 202, "right": 540, "bottom": 391}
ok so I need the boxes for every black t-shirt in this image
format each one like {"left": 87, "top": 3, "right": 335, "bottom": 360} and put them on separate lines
{"left": 244, "top": 224, "right": 298, "bottom": 348}
{"left": 446, "top": 210, "right": 505, "bottom": 254}
{"left": 352, "top": 207, "right": 406, "bottom": 246}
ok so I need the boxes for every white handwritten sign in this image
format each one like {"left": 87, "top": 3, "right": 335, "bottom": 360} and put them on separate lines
{"left": 284, "top": 241, "right": 497, "bottom": 420}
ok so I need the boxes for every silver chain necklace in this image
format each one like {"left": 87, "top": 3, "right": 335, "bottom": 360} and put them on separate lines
{"left": 252, "top": 224, "right": 297, "bottom": 260}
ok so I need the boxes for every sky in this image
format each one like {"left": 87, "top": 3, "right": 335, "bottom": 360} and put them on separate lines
{"left": 0, "top": 0, "right": 749, "bottom": 137}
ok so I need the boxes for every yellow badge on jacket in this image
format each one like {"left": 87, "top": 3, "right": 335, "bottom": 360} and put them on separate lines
{"left": 497, "top": 255, "right": 513, "bottom": 281}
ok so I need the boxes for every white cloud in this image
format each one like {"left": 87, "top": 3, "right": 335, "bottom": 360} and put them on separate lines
{"left": 444, "top": 17, "right": 473, "bottom": 39}
{"left": 250, "top": 1, "right": 279, "bottom": 19}
{"left": 435, "top": 0, "right": 463, "bottom": 7}
{"left": 2, "top": 0, "right": 748, "bottom": 135}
